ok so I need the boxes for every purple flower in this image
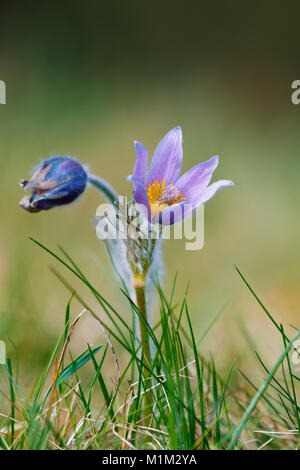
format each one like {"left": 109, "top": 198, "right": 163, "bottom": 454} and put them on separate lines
{"left": 19, "top": 156, "right": 87, "bottom": 212}
{"left": 128, "top": 127, "right": 234, "bottom": 224}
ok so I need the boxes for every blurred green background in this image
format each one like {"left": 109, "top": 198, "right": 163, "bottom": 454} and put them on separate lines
{"left": 1, "top": 1, "right": 300, "bottom": 390}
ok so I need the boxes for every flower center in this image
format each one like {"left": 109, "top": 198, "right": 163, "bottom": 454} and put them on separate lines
{"left": 146, "top": 179, "right": 186, "bottom": 219}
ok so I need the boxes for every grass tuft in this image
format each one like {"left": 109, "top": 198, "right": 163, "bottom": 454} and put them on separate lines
{"left": 0, "top": 249, "right": 299, "bottom": 450}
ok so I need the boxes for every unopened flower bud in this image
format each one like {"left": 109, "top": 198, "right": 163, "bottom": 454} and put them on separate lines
{"left": 19, "top": 156, "right": 87, "bottom": 212}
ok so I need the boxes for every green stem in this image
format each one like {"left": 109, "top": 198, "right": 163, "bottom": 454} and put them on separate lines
{"left": 87, "top": 173, "right": 118, "bottom": 204}
{"left": 135, "top": 282, "right": 153, "bottom": 428}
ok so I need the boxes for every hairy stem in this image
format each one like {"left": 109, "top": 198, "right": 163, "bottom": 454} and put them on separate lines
{"left": 88, "top": 173, "right": 118, "bottom": 204}
{"left": 135, "top": 281, "right": 153, "bottom": 429}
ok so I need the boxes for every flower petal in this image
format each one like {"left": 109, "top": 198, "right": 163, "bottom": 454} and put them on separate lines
{"left": 176, "top": 155, "right": 219, "bottom": 199}
{"left": 133, "top": 141, "right": 148, "bottom": 186}
{"left": 147, "top": 127, "right": 183, "bottom": 186}
{"left": 195, "top": 179, "right": 234, "bottom": 205}
{"left": 158, "top": 179, "right": 234, "bottom": 225}
{"left": 158, "top": 200, "right": 190, "bottom": 225}
{"left": 127, "top": 175, "right": 150, "bottom": 220}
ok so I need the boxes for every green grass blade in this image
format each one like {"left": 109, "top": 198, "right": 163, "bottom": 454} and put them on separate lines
{"left": 6, "top": 358, "right": 15, "bottom": 446}
{"left": 227, "top": 328, "right": 300, "bottom": 449}
{"left": 44, "top": 345, "right": 102, "bottom": 399}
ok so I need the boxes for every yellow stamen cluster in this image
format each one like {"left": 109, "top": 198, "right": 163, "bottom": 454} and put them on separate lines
{"left": 146, "top": 179, "right": 186, "bottom": 219}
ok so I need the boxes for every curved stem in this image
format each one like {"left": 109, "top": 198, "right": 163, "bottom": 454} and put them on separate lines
{"left": 87, "top": 173, "right": 119, "bottom": 204}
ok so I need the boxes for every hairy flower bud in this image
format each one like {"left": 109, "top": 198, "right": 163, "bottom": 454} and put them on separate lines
{"left": 19, "top": 156, "right": 87, "bottom": 212}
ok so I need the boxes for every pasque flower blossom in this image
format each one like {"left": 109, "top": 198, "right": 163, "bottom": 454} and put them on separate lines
{"left": 128, "top": 127, "right": 234, "bottom": 224}
{"left": 19, "top": 157, "right": 87, "bottom": 212}
{"left": 18, "top": 129, "right": 235, "bottom": 429}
